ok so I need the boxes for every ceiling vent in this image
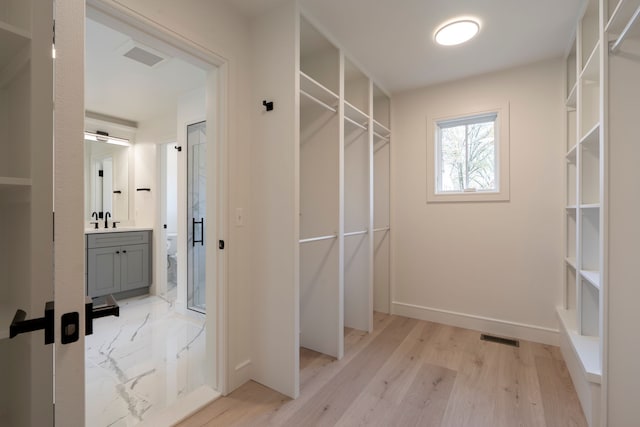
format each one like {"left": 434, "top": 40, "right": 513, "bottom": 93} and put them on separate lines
{"left": 123, "top": 45, "right": 166, "bottom": 67}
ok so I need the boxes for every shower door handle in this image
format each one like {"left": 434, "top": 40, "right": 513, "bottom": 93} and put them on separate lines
{"left": 193, "top": 217, "right": 204, "bottom": 246}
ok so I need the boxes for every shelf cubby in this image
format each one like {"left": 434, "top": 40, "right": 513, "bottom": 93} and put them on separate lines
{"left": 567, "top": 163, "right": 577, "bottom": 206}
{"left": 372, "top": 84, "right": 390, "bottom": 131}
{"left": 0, "top": 0, "right": 32, "bottom": 38}
{"left": 566, "top": 210, "right": 577, "bottom": 260}
{"left": 344, "top": 58, "right": 369, "bottom": 117}
{"left": 580, "top": 208, "right": 600, "bottom": 271}
{"left": 567, "top": 109, "right": 577, "bottom": 151}
{"left": 580, "top": 0, "right": 600, "bottom": 68}
{"left": 580, "top": 134, "right": 600, "bottom": 206}
{"left": 579, "top": 45, "right": 600, "bottom": 138}
{"left": 300, "top": 17, "right": 339, "bottom": 98}
{"left": 581, "top": 278, "right": 600, "bottom": 337}
{"left": 566, "top": 37, "right": 577, "bottom": 100}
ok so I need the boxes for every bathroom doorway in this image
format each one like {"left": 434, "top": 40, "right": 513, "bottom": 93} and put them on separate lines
{"left": 84, "top": 2, "right": 228, "bottom": 424}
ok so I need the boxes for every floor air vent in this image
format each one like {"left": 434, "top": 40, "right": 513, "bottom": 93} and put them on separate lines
{"left": 480, "top": 334, "right": 520, "bottom": 347}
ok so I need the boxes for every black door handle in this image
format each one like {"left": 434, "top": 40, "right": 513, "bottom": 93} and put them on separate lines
{"left": 10, "top": 302, "right": 55, "bottom": 344}
{"left": 193, "top": 217, "right": 204, "bottom": 246}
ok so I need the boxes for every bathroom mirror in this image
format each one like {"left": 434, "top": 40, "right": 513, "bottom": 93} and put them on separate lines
{"left": 84, "top": 138, "right": 130, "bottom": 223}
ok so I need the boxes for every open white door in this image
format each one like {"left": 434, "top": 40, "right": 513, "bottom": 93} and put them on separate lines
{"left": 0, "top": 0, "right": 87, "bottom": 425}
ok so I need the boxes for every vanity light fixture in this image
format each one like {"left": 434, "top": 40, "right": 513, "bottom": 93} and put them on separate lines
{"left": 84, "top": 131, "right": 131, "bottom": 147}
{"left": 434, "top": 18, "right": 480, "bottom": 46}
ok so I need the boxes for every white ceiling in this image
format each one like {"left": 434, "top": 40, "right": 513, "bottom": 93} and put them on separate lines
{"left": 227, "top": 0, "right": 584, "bottom": 93}
{"left": 85, "top": 18, "right": 206, "bottom": 124}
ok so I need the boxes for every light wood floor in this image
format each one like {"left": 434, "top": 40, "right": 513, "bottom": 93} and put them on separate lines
{"left": 177, "top": 313, "right": 587, "bottom": 427}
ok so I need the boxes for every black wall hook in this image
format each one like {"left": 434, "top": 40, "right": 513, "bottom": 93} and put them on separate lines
{"left": 262, "top": 100, "right": 274, "bottom": 111}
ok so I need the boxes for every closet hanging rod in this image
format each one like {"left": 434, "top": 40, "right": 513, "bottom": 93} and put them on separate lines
{"left": 344, "top": 116, "right": 367, "bottom": 131}
{"left": 299, "top": 234, "right": 338, "bottom": 244}
{"left": 610, "top": 5, "right": 640, "bottom": 53}
{"left": 300, "top": 90, "right": 337, "bottom": 113}
{"left": 373, "top": 131, "right": 390, "bottom": 141}
{"left": 344, "top": 229, "right": 368, "bottom": 237}
{"left": 373, "top": 227, "right": 390, "bottom": 233}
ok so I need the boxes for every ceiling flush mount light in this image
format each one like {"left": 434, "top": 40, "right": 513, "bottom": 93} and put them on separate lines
{"left": 435, "top": 19, "right": 480, "bottom": 46}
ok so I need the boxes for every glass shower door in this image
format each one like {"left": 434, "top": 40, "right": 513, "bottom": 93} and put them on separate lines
{"left": 187, "top": 121, "right": 207, "bottom": 313}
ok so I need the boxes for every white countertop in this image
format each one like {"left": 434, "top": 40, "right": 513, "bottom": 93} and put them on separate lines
{"left": 85, "top": 226, "right": 153, "bottom": 234}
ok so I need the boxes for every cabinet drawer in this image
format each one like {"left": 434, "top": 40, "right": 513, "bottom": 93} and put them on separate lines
{"left": 87, "top": 231, "right": 150, "bottom": 249}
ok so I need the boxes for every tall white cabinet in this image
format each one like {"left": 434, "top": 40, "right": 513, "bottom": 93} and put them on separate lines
{"left": 0, "top": 0, "right": 54, "bottom": 425}
{"left": 561, "top": 0, "right": 640, "bottom": 425}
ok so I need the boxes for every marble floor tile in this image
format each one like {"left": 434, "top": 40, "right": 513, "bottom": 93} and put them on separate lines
{"left": 86, "top": 295, "right": 206, "bottom": 427}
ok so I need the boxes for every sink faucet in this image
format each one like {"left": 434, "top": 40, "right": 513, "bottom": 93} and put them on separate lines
{"left": 104, "top": 211, "right": 111, "bottom": 229}
{"left": 90, "top": 212, "right": 99, "bottom": 229}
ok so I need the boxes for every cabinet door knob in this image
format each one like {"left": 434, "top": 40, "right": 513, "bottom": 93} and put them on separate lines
{"left": 116, "top": 251, "right": 120, "bottom": 254}
{"left": 122, "top": 250, "right": 127, "bottom": 254}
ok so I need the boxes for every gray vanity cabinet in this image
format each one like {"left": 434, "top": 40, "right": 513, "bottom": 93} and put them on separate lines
{"left": 86, "top": 231, "right": 151, "bottom": 298}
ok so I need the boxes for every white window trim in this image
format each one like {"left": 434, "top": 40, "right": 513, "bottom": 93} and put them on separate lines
{"left": 427, "top": 103, "right": 510, "bottom": 203}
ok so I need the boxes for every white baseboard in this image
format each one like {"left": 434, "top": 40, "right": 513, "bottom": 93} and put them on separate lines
{"left": 235, "top": 359, "right": 252, "bottom": 371}
{"left": 138, "top": 385, "right": 220, "bottom": 427}
{"left": 392, "top": 301, "right": 559, "bottom": 346}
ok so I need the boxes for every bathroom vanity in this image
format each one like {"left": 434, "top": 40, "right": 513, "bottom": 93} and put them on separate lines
{"left": 86, "top": 229, "right": 152, "bottom": 298}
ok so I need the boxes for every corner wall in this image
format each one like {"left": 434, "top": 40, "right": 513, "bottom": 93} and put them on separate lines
{"left": 391, "top": 59, "right": 564, "bottom": 344}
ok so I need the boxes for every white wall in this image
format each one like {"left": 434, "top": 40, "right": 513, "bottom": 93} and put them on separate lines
{"left": 96, "top": 0, "right": 254, "bottom": 393}
{"left": 249, "top": 0, "right": 299, "bottom": 398}
{"left": 391, "top": 59, "right": 564, "bottom": 344}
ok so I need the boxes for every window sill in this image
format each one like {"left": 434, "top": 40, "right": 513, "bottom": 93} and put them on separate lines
{"left": 427, "top": 190, "right": 509, "bottom": 203}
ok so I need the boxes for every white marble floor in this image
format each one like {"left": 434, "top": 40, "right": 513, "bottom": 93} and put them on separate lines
{"left": 85, "top": 295, "right": 206, "bottom": 427}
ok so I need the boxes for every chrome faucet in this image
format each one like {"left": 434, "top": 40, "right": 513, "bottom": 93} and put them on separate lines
{"left": 104, "top": 211, "right": 111, "bottom": 229}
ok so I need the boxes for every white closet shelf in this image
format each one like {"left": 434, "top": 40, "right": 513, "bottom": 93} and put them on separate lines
{"left": 580, "top": 203, "right": 600, "bottom": 209}
{"left": 580, "top": 44, "right": 600, "bottom": 82}
{"left": 557, "top": 307, "right": 602, "bottom": 384}
{"left": 566, "top": 205, "right": 577, "bottom": 210}
{"left": 344, "top": 100, "right": 369, "bottom": 126}
{"left": 0, "top": 22, "right": 31, "bottom": 70}
{"left": 373, "top": 226, "right": 390, "bottom": 233}
{"left": 606, "top": 0, "right": 640, "bottom": 36}
{"left": 373, "top": 120, "right": 391, "bottom": 136}
{"left": 566, "top": 144, "right": 577, "bottom": 161}
{"left": 344, "top": 229, "right": 367, "bottom": 237}
{"left": 579, "top": 123, "right": 600, "bottom": 146}
{"left": 300, "top": 71, "right": 339, "bottom": 107}
{"left": 581, "top": 270, "right": 601, "bottom": 289}
{"left": 566, "top": 84, "right": 577, "bottom": 108}
{"left": 565, "top": 257, "right": 577, "bottom": 269}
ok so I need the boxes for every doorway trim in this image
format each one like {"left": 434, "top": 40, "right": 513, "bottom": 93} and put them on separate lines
{"left": 87, "top": 0, "right": 230, "bottom": 395}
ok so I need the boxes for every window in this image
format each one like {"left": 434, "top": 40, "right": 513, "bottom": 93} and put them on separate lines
{"left": 427, "top": 104, "right": 509, "bottom": 202}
